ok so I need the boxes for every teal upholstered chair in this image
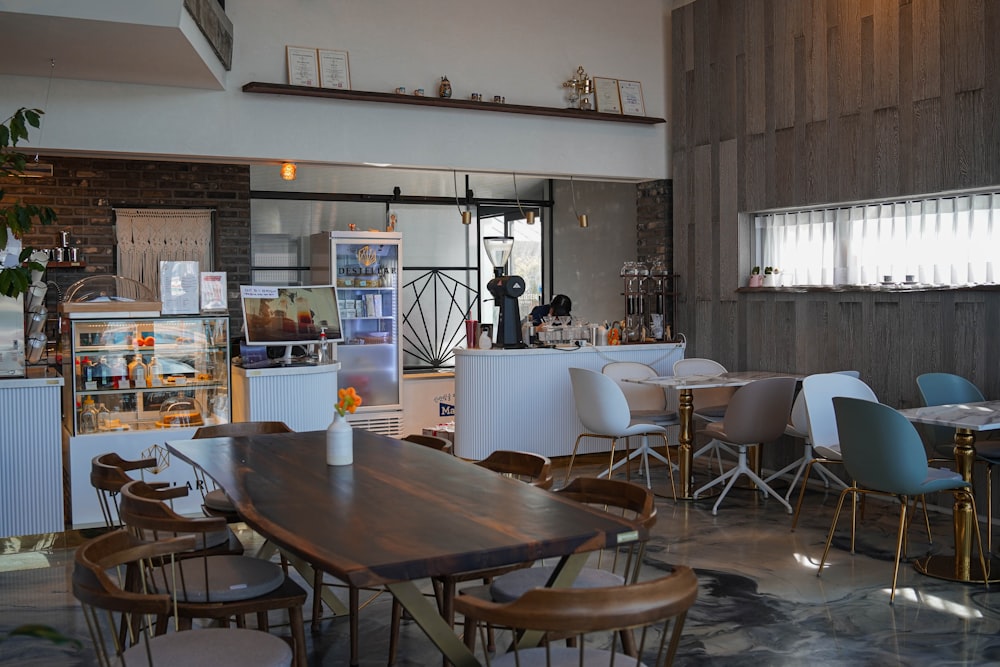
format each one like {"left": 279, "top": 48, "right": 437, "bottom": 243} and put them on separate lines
{"left": 817, "top": 397, "right": 988, "bottom": 603}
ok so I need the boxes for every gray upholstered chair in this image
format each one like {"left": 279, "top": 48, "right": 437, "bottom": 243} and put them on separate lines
{"left": 692, "top": 377, "right": 797, "bottom": 515}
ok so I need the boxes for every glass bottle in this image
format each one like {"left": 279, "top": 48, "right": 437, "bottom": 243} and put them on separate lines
{"left": 79, "top": 396, "right": 99, "bottom": 434}
{"left": 147, "top": 356, "right": 162, "bottom": 386}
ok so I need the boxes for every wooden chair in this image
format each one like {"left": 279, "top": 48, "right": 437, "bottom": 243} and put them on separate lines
{"left": 454, "top": 567, "right": 699, "bottom": 667}
{"left": 118, "top": 480, "right": 308, "bottom": 666}
{"left": 462, "top": 477, "right": 657, "bottom": 654}
{"left": 192, "top": 421, "right": 293, "bottom": 517}
{"left": 90, "top": 452, "right": 167, "bottom": 528}
{"left": 475, "top": 449, "right": 553, "bottom": 488}
{"left": 74, "top": 529, "right": 295, "bottom": 667}
{"left": 387, "top": 450, "right": 554, "bottom": 665}
{"left": 401, "top": 433, "right": 454, "bottom": 454}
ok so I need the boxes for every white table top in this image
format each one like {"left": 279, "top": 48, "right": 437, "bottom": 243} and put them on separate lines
{"left": 897, "top": 401, "right": 1000, "bottom": 432}
{"left": 630, "top": 370, "right": 802, "bottom": 390}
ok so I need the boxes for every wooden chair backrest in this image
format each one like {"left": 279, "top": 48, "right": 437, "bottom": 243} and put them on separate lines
{"left": 402, "top": 433, "right": 453, "bottom": 454}
{"left": 476, "top": 450, "right": 554, "bottom": 489}
{"left": 193, "top": 421, "right": 292, "bottom": 439}
{"left": 454, "top": 566, "right": 699, "bottom": 667}
{"left": 119, "top": 479, "right": 226, "bottom": 538}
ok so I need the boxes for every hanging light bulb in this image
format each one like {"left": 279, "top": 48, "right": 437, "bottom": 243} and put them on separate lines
{"left": 454, "top": 170, "right": 471, "bottom": 224}
{"left": 513, "top": 172, "right": 535, "bottom": 224}
{"left": 569, "top": 176, "right": 588, "bottom": 228}
{"left": 280, "top": 162, "right": 297, "bottom": 181}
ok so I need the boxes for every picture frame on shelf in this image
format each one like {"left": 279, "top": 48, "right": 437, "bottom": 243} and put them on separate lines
{"left": 318, "top": 49, "right": 351, "bottom": 90}
{"left": 617, "top": 79, "right": 646, "bottom": 116}
{"left": 593, "top": 77, "right": 622, "bottom": 114}
{"left": 286, "top": 45, "right": 319, "bottom": 87}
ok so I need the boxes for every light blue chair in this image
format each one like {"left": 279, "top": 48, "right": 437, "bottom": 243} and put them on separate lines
{"left": 916, "top": 372, "right": 1000, "bottom": 549}
{"left": 817, "top": 397, "right": 988, "bottom": 603}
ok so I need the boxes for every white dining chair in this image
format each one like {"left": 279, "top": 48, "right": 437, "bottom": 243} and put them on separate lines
{"left": 564, "top": 367, "right": 676, "bottom": 495}
{"left": 789, "top": 372, "right": 877, "bottom": 531}
{"left": 601, "top": 361, "right": 679, "bottom": 426}
{"left": 672, "top": 357, "right": 737, "bottom": 472}
{"left": 774, "top": 370, "right": 860, "bottom": 502}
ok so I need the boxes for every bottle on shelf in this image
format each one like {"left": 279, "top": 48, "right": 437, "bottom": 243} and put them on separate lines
{"left": 110, "top": 356, "right": 127, "bottom": 389}
{"left": 96, "top": 402, "right": 110, "bottom": 430}
{"left": 129, "top": 355, "right": 146, "bottom": 389}
{"left": 79, "top": 396, "right": 99, "bottom": 434}
{"left": 94, "top": 356, "right": 111, "bottom": 388}
{"left": 147, "top": 356, "right": 162, "bottom": 387}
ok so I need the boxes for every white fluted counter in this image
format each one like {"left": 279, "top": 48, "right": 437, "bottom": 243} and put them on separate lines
{"left": 0, "top": 368, "right": 64, "bottom": 537}
{"left": 232, "top": 362, "right": 340, "bottom": 432}
{"left": 454, "top": 343, "right": 685, "bottom": 460}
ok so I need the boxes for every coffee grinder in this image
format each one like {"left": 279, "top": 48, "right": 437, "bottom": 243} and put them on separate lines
{"left": 483, "top": 236, "right": 526, "bottom": 348}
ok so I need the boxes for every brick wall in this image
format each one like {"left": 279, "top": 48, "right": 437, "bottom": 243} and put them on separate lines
{"left": 636, "top": 179, "right": 671, "bottom": 268}
{"left": 3, "top": 156, "right": 250, "bottom": 315}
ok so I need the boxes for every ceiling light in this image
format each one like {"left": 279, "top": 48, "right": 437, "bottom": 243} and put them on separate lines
{"left": 280, "top": 162, "right": 297, "bottom": 181}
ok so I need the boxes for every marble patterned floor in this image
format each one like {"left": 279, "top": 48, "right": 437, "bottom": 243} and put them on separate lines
{"left": 2, "top": 460, "right": 999, "bottom": 666}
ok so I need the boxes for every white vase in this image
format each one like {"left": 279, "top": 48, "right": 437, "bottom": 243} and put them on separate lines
{"left": 762, "top": 274, "right": 778, "bottom": 287}
{"left": 326, "top": 414, "right": 354, "bottom": 466}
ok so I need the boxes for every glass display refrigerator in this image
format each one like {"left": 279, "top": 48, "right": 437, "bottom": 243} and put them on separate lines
{"left": 311, "top": 231, "right": 403, "bottom": 436}
{"left": 60, "top": 314, "right": 230, "bottom": 526}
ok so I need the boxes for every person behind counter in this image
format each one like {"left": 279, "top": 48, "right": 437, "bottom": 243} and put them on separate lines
{"left": 530, "top": 294, "right": 572, "bottom": 326}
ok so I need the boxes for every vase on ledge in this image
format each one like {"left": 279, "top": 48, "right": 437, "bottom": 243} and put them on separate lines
{"left": 326, "top": 414, "right": 354, "bottom": 466}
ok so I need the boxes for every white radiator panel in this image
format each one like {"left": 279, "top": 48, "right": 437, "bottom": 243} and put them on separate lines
{"left": 347, "top": 410, "right": 403, "bottom": 437}
{"left": 0, "top": 379, "right": 65, "bottom": 537}
{"left": 454, "top": 344, "right": 685, "bottom": 460}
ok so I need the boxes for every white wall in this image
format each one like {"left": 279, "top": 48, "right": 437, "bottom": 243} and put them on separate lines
{"left": 1, "top": 0, "right": 668, "bottom": 181}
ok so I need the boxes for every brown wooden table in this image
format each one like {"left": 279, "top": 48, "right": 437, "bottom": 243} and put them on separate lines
{"left": 167, "top": 429, "right": 645, "bottom": 666}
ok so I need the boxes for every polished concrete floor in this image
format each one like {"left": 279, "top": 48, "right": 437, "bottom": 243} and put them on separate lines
{"left": 2, "top": 457, "right": 999, "bottom": 666}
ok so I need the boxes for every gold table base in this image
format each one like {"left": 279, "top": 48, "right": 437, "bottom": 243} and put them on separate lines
{"left": 913, "top": 554, "right": 1000, "bottom": 584}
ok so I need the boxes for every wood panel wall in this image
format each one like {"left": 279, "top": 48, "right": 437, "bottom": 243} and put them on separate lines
{"left": 671, "top": 0, "right": 1000, "bottom": 411}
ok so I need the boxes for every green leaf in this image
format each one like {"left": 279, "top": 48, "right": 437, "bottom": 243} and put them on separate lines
{"left": 4, "top": 624, "right": 82, "bottom": 650}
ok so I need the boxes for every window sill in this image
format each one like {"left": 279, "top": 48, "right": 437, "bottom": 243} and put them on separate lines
{"left": 737, "top": 284, "right": 1000, "bottom": 294}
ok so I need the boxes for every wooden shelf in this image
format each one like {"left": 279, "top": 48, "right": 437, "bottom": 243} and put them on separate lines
{"left": 47, "top": 261, "right": 86, "bottom": 268}
{"left": 243, "top": 82, "right": 666, "bottom": 125}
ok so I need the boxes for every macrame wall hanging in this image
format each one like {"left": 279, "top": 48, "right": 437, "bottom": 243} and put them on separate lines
{"left": 114, "top": 208, "right": 213, "bottom": 298}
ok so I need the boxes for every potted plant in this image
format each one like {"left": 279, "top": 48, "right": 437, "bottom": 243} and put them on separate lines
{"left": 748, "top": 266, "right": 762, "bottom": 287}
{"left": 1, "top": 107, "right": 56, "bottom": 299}
{"left": 762, "top": 266, "right": 780, "bottom": 287}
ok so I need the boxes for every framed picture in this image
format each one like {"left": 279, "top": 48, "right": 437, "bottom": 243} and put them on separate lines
{"left": 286, "top": 46, "right": 319, "bottom": 87}
{"left": 593, "top": 77, "right": 622, "bottom": 114}
{"left": 318, "top": 49, "right": 351, "bottom": 90}
{"left": 617, "top": 80, "right": 646, "bottom": 116}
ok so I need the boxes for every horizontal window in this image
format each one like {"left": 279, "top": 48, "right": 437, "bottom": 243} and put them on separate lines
{"left": 752, "top": 190, "right": 1000, "bottom": 287}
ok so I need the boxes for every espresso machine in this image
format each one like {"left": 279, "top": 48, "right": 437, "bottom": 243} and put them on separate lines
{"left": 483, "top": 236, "right": 526, "bottom": 348}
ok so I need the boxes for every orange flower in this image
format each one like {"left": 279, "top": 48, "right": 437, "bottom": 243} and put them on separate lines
{"left": 336, "top": 386, "right": 362, "bottom": 417}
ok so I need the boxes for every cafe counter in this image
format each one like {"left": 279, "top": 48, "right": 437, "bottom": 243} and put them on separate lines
{"left": 454, "top": 343, "right": 685, "bottom": 460}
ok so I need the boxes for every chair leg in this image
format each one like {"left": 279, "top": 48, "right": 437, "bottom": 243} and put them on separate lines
{"left": 988, "top": 463, "right": 994, "bottom": 553}
{"left": 889, "top": 497, "right": 909, "bottom": 604}
{"left": 562, "top": 434, "right": 586, "bottom": 485}
{"left": 388, "top": 596, "right": 401, "bottom": 666}
{"left": 311, "top": 568, "right": 324, "bottom": 632}
{"left": 817, "top": 486, "right": 856, "bottom": 575}
{"left": 790, "top": 459, "right": 818, "bottom": 532}
{"left": 349, "top": 585, "right": 359, "bottom": 667}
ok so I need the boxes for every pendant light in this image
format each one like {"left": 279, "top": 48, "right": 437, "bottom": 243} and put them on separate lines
{"left": 513, "top": 172, "right": 535, "bottom": 224}
{"left": 454, "top": 170, "right": 471, "bottom": 224}
{"left": 569, "top": 176, "right": 588, "bottom": 228}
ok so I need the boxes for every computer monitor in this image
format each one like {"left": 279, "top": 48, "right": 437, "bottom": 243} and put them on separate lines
{"left": 239, "top": 285, "right": 343, "bottom": 351}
